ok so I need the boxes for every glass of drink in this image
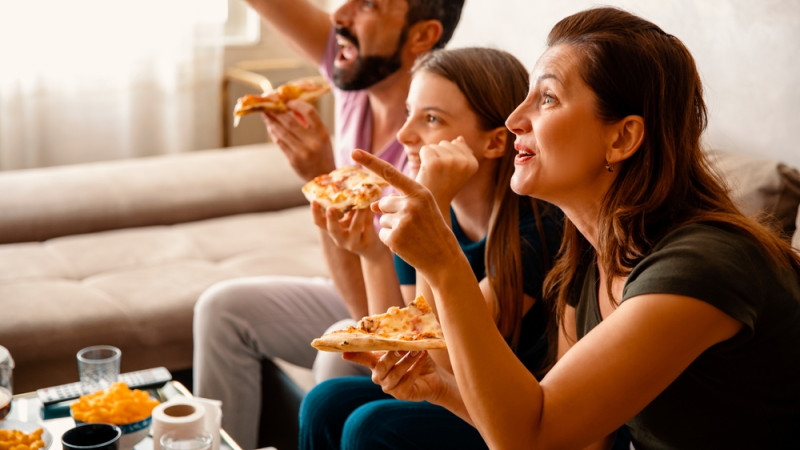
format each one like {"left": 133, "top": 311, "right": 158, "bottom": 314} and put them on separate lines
{"left": 160, "top": 430, "right": 213, "bottom": 450}
{"left": 77, "top": 345, "right": 121, "bottom": 394}
{"left": 0, "top": 345, "right": 14, "bottom": 420}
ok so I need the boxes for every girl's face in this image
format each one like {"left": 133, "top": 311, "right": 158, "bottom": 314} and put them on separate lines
{"left": 397, "top": 71, "right": 492, "bottom": 177}
{"left": 505, "top": 44, "right": 615, "bottom": 205}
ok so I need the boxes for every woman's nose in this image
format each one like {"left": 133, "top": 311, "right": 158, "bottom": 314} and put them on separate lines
{"left": 506, "top": 102, "right": 532, "bottom": 135}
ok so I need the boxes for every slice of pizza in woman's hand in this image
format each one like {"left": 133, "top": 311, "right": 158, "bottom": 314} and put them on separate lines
{"left": 311, "top": 295, "right": 447, "bottom": 352}
{"left": 302, "top": 164, "right": 388, "bottom": 212}
{"left": 232, "top": 77, "right": 331, "bottom": 126}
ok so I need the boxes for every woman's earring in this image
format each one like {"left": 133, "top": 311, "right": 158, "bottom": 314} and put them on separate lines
{"left": 604, "top": 161, "right": 614, "bottom": 172}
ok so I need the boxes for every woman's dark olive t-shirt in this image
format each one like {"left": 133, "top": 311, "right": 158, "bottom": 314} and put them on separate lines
{"left": 570, "top": 224, "right": 800, "bottom": 449}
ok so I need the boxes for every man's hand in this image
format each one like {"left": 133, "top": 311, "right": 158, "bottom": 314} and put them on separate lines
{"left": 264, "top": 99, "right": 336, "bottom": 180}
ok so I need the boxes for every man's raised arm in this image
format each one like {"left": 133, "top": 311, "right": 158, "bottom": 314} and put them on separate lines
{"left": 243, "top": 0, "right": 332, "bottom": 65}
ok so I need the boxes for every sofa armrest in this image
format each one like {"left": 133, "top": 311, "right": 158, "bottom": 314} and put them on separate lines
{"left": 0, "top": 143, "right": 307, "bottom": 244}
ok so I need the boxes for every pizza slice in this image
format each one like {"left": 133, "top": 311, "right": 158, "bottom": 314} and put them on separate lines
{"left": 311, "top": 295, "right": 447, "bottom": 352}
{"left": 233, "top": 77, "right": 331, "bottom": 127}
{"left": 302, "top": 164, "right": 388, "bottom": 212}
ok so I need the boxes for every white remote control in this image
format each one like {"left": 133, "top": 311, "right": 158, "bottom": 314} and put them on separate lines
{"left": 36, "top": 366, "right": 172, "bottom": 406}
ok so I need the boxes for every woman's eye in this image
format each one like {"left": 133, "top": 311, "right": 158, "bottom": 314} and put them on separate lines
{"left": 542, "top": 93, "right": 555, "bottom": 105}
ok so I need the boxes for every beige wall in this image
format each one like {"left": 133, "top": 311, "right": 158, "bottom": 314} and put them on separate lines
{"left": 449, "top": 0, "right": 800, "bottom": 168}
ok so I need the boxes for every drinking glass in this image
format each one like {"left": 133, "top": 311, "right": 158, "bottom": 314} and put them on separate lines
{"left": 160, "top": 430, "right": 213, "bottom": 450}
{"left": 77, "top": 345, "right": 121, "bottom": 394}
{"left": 0, "top": 345, "right": 13, "bottom": 419}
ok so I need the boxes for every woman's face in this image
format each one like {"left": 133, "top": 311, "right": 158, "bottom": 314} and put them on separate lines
{"left": 397, "top": 70, "right": 490, "bottom": 178}
{"left": 505, "top": 44, "right": 614, "bottom": 205}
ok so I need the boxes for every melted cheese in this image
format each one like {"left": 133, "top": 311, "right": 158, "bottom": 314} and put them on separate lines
{"left": 356, "top": 295, "right": 443, "bottom": 340}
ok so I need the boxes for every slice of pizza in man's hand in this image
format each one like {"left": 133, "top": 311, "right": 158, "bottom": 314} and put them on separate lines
{"left": 301, "top": 164, "right": 388, "bottom": 212}
{"left": 311, "top": 295, "right": 447, "bottom": 352}
{"left": 232, "top": 77, "right": 330, "bottom": 126}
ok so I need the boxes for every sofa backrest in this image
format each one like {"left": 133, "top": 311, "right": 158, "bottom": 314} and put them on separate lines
{"left": 706, "top": 150, "right": 800, "bottom": 247}
{"left": 0, "top": 144, "right": 307, "bottom": 244}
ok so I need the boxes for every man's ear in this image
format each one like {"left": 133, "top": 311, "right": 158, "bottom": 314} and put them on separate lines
{"left": 406, "top": 20, "right": 443, "bottom": 55}
{"left": 606, "top": 115, "right": 644, "bottom": 165}
{"left": 483, "top": 126, "right": 508, "bottom": 160}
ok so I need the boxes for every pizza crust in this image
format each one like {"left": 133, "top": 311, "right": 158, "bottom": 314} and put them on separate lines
{"left": 311, "top": 332, "right": 446, "bottom": 352}
{"left": 311, "top": 294, "right": 447, "bottom": 352}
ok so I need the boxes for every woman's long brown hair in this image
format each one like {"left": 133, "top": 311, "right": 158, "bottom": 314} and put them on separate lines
{"left": 414, "top": 48, "right": 557, "bottom": 373}
{"left": 541, "top": 7, "right": 800, "bottom": 334}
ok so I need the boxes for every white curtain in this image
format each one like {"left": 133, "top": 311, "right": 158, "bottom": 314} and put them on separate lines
{"left": 0, "top": 1, "right": 226, "bottom": 170}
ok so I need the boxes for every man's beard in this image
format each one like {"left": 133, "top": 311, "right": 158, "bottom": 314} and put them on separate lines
{"left": 333, "top": 26, "right": 407, "bottom": 91}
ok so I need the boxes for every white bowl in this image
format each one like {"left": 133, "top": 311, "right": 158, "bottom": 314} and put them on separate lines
{"left": 0, "top": 419, "right": 53, "bottom": 449}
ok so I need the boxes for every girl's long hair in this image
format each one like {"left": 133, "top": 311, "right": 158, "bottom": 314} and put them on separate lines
{"left": 414, "top": 47, "right": 558, "bottom": 376}
{"left": 541, "top": 7, "right": 800, "bottom": 334}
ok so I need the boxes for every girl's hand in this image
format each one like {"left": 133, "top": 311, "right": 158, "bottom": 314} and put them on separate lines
{"left": 343, "top": 350, "right": 453, "bottom": 403}
{"left": 416, "top": 137, "right": 479, "bottom": 207}
{"left": 310, "top": 202, "right": 383, "bottom": 257}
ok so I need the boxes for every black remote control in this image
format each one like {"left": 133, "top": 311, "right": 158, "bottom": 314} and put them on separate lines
{"left": 36, "top": 366, "right": 172, "bottom": 406}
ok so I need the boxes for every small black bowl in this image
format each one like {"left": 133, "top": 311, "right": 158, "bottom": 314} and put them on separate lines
{"left": 62, "top": 423, "right": 122, "bottom": 450}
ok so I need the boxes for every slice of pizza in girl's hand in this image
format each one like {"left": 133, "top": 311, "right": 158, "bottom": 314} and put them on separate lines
{"left": 301, "top": 164, "right": 389, "bottom": 212}
{"left": 311, "top": 295, "right": 447, "bottom": 352}
{"left": 232, "top": 77, "right": 330, "bottom": 126}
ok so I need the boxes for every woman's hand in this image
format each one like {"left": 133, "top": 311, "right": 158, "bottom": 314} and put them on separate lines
{"left": 416, "top": 137, "right": 479, "bottom": 208}
{"left": 310, "top": 202, "right": 384, "bottom": 258}
{"left": 352, "top": 149, "right": 463, "bottom": 275}
{"left": 263, "top": 99, "right": 335, "bottom": 181}
{"left": 344, "top": 350, "right": 454, "bottom": 404}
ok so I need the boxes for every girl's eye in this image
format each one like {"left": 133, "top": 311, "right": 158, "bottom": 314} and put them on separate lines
{"left": 542, "top": 93, "right": 556, "bottom": 105}
{"left": 425, "top": 114, "right": 441, "bottom": 124}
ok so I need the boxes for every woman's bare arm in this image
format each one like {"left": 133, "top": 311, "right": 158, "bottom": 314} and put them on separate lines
{"left": 355, "top": 148, "right": 743, "bottom": 449}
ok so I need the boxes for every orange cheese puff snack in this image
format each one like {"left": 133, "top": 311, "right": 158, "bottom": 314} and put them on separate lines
{"left": 70, "top": 381, "right": 160, "bottom": 425}
{"left": 0, "top": 427, "right": 45, "bottom": 450}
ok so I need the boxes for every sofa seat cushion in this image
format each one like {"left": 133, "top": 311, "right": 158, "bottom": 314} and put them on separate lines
{"left": 1, "top": 206, "right": 328, "bottom": 391}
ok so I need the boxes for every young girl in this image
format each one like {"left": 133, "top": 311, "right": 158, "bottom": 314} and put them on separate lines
{"left": 351, "top": 7, "right": 800, "bottom": 449}
{"left": 301, "top": 47, "right": 565, "bottom": 449}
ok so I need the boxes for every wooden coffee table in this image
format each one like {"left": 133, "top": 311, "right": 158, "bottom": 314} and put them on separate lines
{"left": 7, "top": 380, "right": 242, "bottom": 450}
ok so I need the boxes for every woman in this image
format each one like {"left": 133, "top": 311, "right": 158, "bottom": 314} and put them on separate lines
{"left": 300, "top": 47, "right": 565, "bottom": 449}
{"left": 349, "top": 7, "right": 800, "bottom": 449}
